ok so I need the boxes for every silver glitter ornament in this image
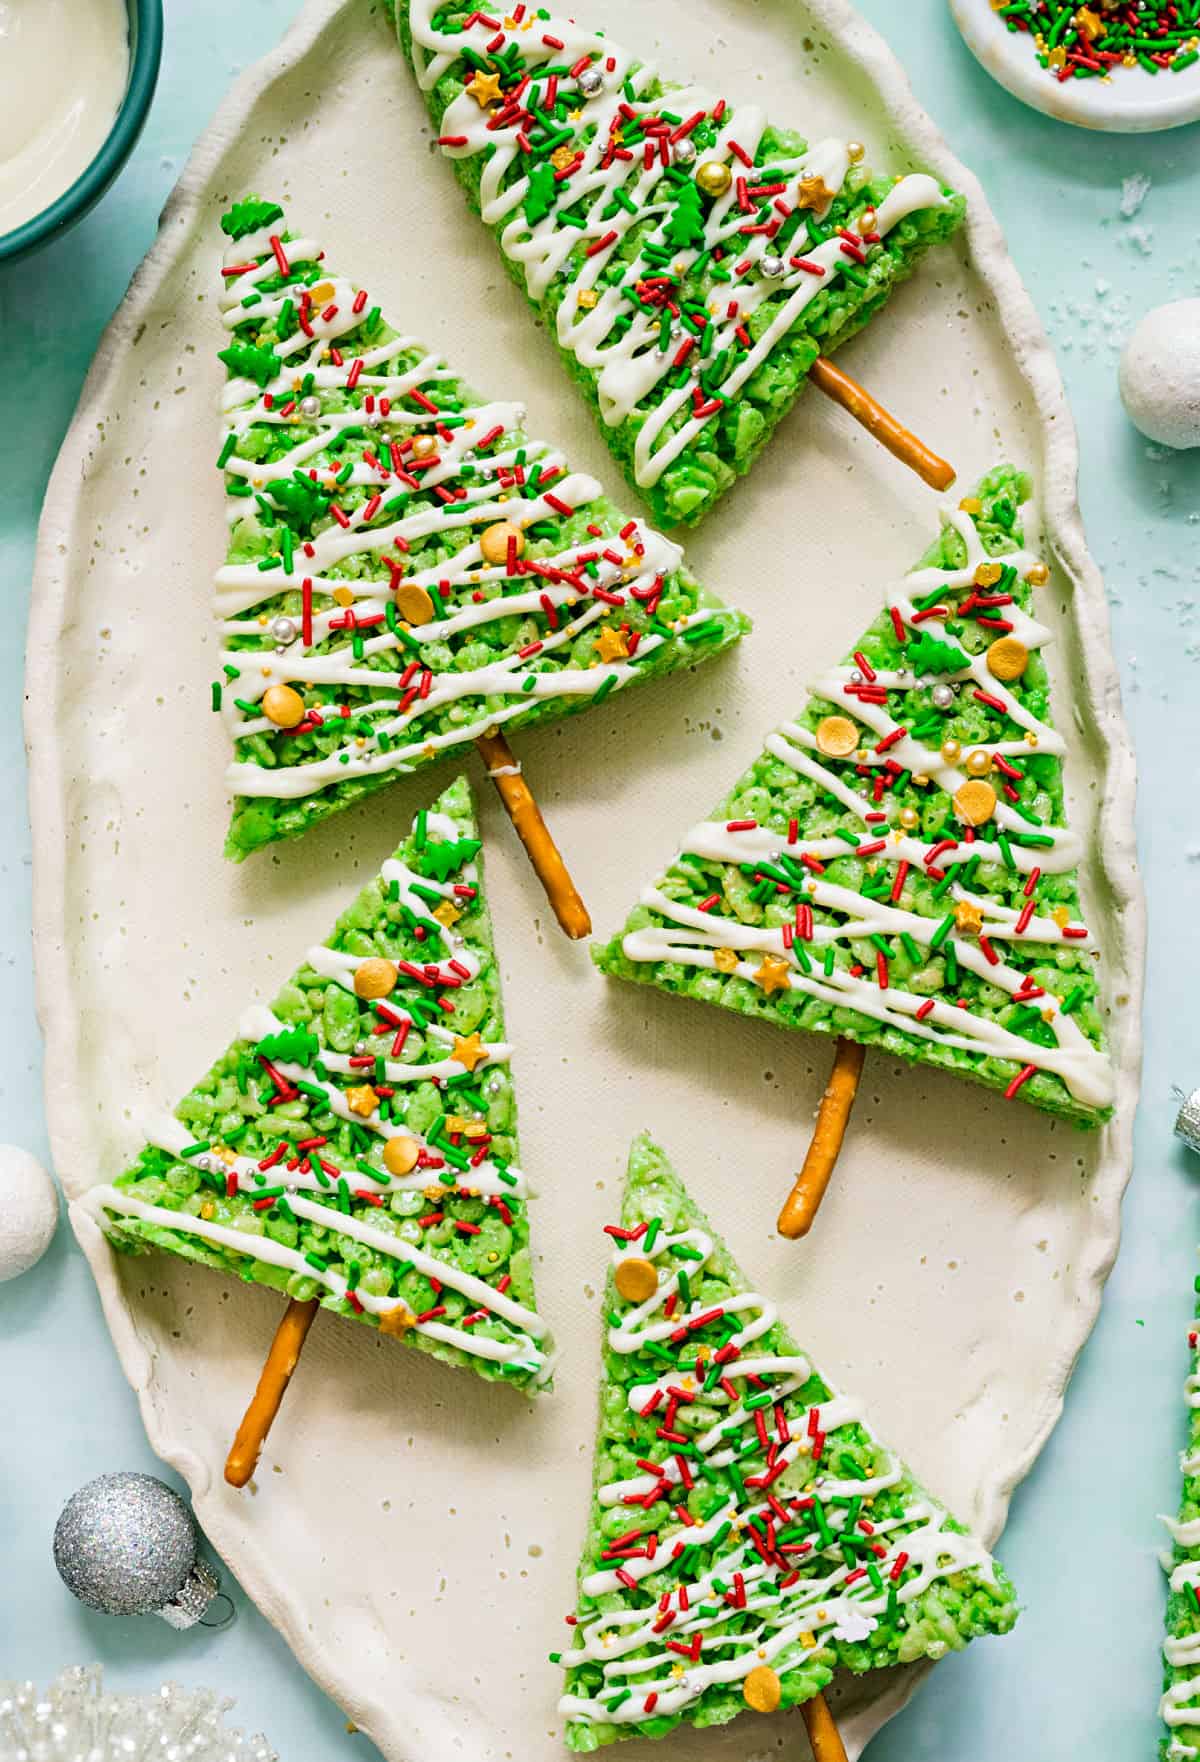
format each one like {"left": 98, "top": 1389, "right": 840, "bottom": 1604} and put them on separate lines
{"left": 672, "top": 137, "right": 697, "bottom": 167}
{"left": 759, "top": 252, "right": 785, "bottom": 279}
{"left": 576, "top": 65, "right": 604, "bottom": 96}
{"left": 1177, "top": 1090, "right": 1200, "bottom": 1157}
{"left": 931, "top": 682, "right": 956, "bottom": 710}
{"left": 53, "top": 1473, "right": 223, "bottom": 1629}
{"left": 271, "top": 615, "right": 298, "bottom": 647}
{"left": 298, "top": 394, "right": 321, "bottom": 420}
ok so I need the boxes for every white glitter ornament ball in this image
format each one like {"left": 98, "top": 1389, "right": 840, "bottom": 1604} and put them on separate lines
{"left": 0, "top": 1144, "right": 57, "bottom": 1280}
{"left": 1119, "top": 299, "right": 1200, "bottom": 450}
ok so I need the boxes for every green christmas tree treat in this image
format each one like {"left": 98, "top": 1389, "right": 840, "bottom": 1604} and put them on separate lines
{"left": 556, "top": 1135, "right": 1017, "bottom": 1748}
{"left": 81, "top": 778, "right": 552, "bottom": 1393}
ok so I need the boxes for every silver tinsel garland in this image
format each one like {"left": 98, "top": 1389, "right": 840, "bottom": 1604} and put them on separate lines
{"left": 0, "top": 1667, "right": 276, "bottom": 1762}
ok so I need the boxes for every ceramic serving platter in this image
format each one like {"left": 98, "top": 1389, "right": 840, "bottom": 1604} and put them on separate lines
{"left": 27, "top": 1, "right": 1143, "bottom": 1757}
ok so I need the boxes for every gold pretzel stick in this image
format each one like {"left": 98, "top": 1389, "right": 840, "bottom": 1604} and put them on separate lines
{"left": 475, "top": 729, "right": 591, "bottom": 941}
{"left": 802, "top": 1691, "right": 850, "bottom": 1762}
{"left": 225, "top": 1297, "right": 319, "bottom": 1488}
{"left": 777, "top": 1039, "right": 866, "bottom": 1239}
{"left": 810, "top": 356, "right": 956, "bottom": 493}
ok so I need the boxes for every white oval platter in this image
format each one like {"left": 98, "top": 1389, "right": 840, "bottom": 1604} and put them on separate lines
{"left": 951, "top": 0, "right": 1200, "bottom": 133}
{"left": 27, "top": 1, "right": 1143, "bottom": 1759}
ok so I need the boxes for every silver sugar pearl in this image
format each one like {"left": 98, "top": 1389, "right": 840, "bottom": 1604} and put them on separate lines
{"left": 931, "top": 682, "right": 957, "bottom": 710}
{"left": 354, "top": 1041, "right": 367, "bottom": 1056}
{"left": 850, "top": 669, "right": 864, "bottom": 686}
{"left": 672, "top": 138, "right": 697, "bottom": 167}
{"left": 363, "top": 409, "right": 382, "bottom": 428}
{"left": 53, "top": 1473, "right": 219, "bottom": 1627}
{"left": 299, "top": 394, "right": 321, "bottom": 420}
{"left": 759, "top": 252, "right": 785, "bottom": 279}
{"left": 271, "top": 616, "right": 298, "bottom": 646}
{"left": 576, "top": 65, "right": 604, "bottom": 96}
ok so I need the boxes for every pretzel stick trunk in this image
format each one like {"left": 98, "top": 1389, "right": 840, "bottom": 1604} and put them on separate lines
{"left": 810, "top": 357, "right": 956, "bottom": 493}
{"left": 801, "top": 1691, "right": 850, "bottom": 1762}
{"left": 224, "top": 1297, "right": 319, "bottom": 1488}
{"left": 475, "top": 728, "right": 591, "bottom": 940}
{"left": 777, "top": 1039, "right": 866, "bottom": 1239}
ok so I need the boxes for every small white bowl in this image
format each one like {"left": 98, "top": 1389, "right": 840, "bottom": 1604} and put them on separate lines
{"left": 950, "top": 0, "right": 1200, "bottom": 132}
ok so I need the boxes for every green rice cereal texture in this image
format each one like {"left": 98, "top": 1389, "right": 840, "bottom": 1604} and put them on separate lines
{"left": 556, "top": 1134, "right": 1017, "bottom": 1749}
{"left": 88, "top": 776, "right": 553, "bottom": 1394}
{"left": 389, "top": 0, "right": 965, "bottom": 527}
{"left": 1160, "top": 1290, "right": 1200, "bottom": 1758}
{"left": 596, "top": 467, "right": 1113, "bottom": 1127}
{"left": 214, "top": 197, "right": 749, "bottom": 861}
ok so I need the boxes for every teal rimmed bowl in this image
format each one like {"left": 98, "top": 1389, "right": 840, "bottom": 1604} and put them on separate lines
{"left": 0, "top": 0, "right": 163, "bottom": 264}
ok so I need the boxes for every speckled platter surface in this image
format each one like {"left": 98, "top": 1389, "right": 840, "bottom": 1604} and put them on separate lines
{"left": 27, "top": 1, "right": 1142, "bottom": 1758}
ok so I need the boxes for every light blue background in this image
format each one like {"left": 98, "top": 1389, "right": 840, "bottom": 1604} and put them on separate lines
{"left": 2, "top": 2, "right": 1198, "bottom": 1755}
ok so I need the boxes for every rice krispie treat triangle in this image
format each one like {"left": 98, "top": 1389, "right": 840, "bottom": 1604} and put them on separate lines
{"left": 389, "top": 1, "right": 964, "bottom": 525}
{"left": 213, "top": 197, "right": 748, "bottom": 859}
{"left": 81, "top": 777, "right": 553, "bottom": 1394}
{"left": 596, "top": 467, "right": 1113, "bottom": 1126}
{"left": 555, "top": 1134, "right": 1017, "bottom": 1748}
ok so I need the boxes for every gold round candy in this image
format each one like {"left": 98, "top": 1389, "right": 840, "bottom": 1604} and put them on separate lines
{"left": 743, "top": 1666, "right": 783, "bottom": 1714}
{"left": 1025, "top": 561, "right": 1050, "bottom": 587}
{"left": 815, "top": 714, "right": 860, "bottom": 759}
{"left": 986, "top": 636, "right": 1030, "bottom": 682}
{"left": 695, "top": 159, "right": 733, "bottom": 198}
{"left": 912, "top": 772, "right": 931, "bottom": 788}
{"left": 480, "top": 520, "right": 525, "bottom": 566}
{"left": 859, "top": 206, "right": 877, "bottom": 232}
{"left": 965, "top": 747, "right": 993, "bottom": 778}
{"left": 973, "top": 561, "right": 1003, "bottom": 589}
{"left": 614, "top": 1257, "right": 659, "bottom": 1304}
{"left": 410, "top": 433, "right": 438, "bottom": 459}
{"left": 953, "top": 779, "right": 997, "bottom": 827}
{"left": 899, "top": 806, "right": 920, "bottom": 830}
{"left": 261, "top": 684, "right": 306, "bottom": 728}
{"left": 846, "top": 140, "right": 865, "bottom": 164}
{"left": 939, "top": 738, "right": 962, "bottom": 766}
{"left": 353, "top": 957, "right": 398, "bottom": 1000}
{"left": 383, "top": 1136, "right": 420, "bottom": 1177}
{"left": 395, "top": 582, "right": 436, "bottom": 626}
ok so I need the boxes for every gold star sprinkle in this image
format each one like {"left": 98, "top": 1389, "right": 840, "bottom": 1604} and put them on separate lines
{"left": 954, "top": 898, "right": 985, "bottom": 935}
{"left": 713, "top": 947, "right": 739, "bottom": 974}
{"left": 199, "top": 1200, "right": 216, "bottom": 1221}
{"left": 433, "top": 899, "right": 462, "bottom": 929}
{"left": 346, "top": 1084, "right": 380, "bottom": 1118}
{"left": 796, "top": 173, "right": 836, "bottom": 211}
{"left": 551, "top": 144, "right": 577, "bottom": 171}
{"left": 466, "top": 69, "right": 504, "bottom": 107}
{"left": 1075, "top": 6, "right": 1102, "bottom": 38}
{"left": 595, "top": 626, "right": 631, "bottom": 663}
{"left": 379, "top": 1305, "right": 417, "bottom": 1337}
{"left": 452, "top": 1031, "right": 487, "bottom": 1073}
{"left": 1052, "top": 905, "right": 1071, "bottom": 930}
{"left": 958, "top": 496, "right": 983, "bottom": 514}
{"left": 973, "top": 562, "right": 1003, "bottom": 589}
{"left": 577, "top": 288, "right": 599, "bottom": 309}
{"left": 753, "top": 954, "right": 793, "bottom": 996}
